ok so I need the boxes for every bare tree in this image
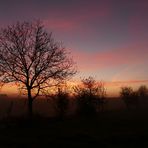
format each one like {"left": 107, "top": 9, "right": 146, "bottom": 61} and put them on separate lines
{"left": 138, "top": 85, "right": 148, "bottom": 98}
{"left": 120, "top": 87, "right": 139, "bottom": 110}
{"left": 137, "top": 85, "right": 148, "bottom": 108}
{"left": 0, "top": 21, "right": 76, "bottom": 118}
{"left": 74, "top": 77, "right": 106, "bottom": 115}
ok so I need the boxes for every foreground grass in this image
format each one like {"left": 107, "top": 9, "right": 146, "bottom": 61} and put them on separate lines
{"left": 0, "top": 110, "right": 148, "bottom": 147}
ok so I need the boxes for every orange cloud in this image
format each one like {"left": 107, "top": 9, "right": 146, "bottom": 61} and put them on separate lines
{"left": 106, "top": 80, "right": 148, "bottom": 86}
{"left": 70, "top": 41, "right": 148, "bottom": 84}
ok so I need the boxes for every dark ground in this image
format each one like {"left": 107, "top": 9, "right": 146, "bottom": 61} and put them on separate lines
{"left": 0, "top": 109, "right": 148, "bottom": 148}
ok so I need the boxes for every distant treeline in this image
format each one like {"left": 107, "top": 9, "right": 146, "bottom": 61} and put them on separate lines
{"left": 0, "top": 77, "right": 148, "bottom": 119}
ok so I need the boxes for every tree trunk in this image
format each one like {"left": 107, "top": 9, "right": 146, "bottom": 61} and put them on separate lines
{"left": 27, "top": 88, "right": 33, "bottom": 119}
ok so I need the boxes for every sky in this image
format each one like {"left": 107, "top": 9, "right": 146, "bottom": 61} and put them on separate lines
{"left": 0, "top": 0, "right": 148, "bottom": 96}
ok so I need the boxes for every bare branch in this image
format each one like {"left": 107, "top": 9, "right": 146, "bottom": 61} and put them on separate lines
{"left": 0, "top": 20, "right": 76, "bottom": 104}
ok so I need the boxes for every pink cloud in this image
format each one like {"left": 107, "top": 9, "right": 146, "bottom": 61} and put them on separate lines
{"left": 43, "top": 1, "right": 112, "bottom": 32}
{"left": 94, "top": 43, "right": 148, "bottom": 68}
{"left": 71, "top": 42, "right": 148, "bottom": 74}
{"left": 43, "top": 19, "right": 78, "bottom": 31}
{"left": 71, "top": 49, "right": 95, "bottom": 71}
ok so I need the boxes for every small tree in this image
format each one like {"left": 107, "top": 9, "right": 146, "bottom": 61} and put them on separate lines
{"left": 74, "top": 77, "right": 106, "bottom": 115}
{"left": 138, "top": 85, "right": 148, "bottom": 98}
{"left": 120, "top": 87, "right": 139, "bottom": 110}
{"left": 0, "top": 21, "right": 76, "bottom": 118}
{"left": 54, "top": 87, "right": 69, "bottom": 118}
{"left": 137, "top": 85, "right": 148, "bottom": 108}
{"left": 46, "top": 82, "right": 70, "bottom": 118}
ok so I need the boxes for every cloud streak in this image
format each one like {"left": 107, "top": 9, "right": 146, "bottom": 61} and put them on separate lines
{"left": 72, "top": 42, "right": 148, "bottom": 69}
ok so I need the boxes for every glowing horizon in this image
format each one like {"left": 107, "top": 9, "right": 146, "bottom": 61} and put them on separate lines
{"left": 1, "top": 79, "right": 148, "bottom": 97}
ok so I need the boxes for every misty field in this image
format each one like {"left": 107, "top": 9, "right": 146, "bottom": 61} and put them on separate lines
{"left": 0, "top": 97, "right": 124, "bottom": 118}
{"left": 0, "top": 97, "right": 148, "bottom": 147}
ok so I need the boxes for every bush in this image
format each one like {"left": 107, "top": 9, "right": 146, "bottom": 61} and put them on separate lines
{"left": 120, "top": 87, "right": 139, "bottom": 110}
{"left": 74, "top": 77, "right": 106, "bottom": 116}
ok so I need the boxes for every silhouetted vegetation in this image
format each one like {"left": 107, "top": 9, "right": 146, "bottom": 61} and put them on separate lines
{"left": 0, "top": 21, "right": 76, "bottom": 118}
{"left": 74, "top": 77, "right": 107, "bottom": 116}
{"left": 137, "top": 85, "right": 148, "bottom": 108}
{"left": 120, "top": 86, "right": 139, "bottom": 110}
{"left": 120, "top": 85, "right": 148, "bottom": 110}
{"left": 46, "top": 87, "right": 69, "bottom": 119}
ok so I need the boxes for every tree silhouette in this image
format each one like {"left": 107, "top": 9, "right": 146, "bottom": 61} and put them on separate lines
{"left": 120, "top": 87, "right": 139, "bottom": 110}
{"left": 53, "top": 87, "right": 69, "bottom": 118}
{"left": 137, "top": 85, "right": 148, "bottom": 108}
{"left": 74, "top": 77, "right": 106, "bottom": 116}
{"left": 138, "top": 85, "right": 148, "bottom": 98}
{"left": 0, "top": 21, "right": 76, "bottom": 118}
